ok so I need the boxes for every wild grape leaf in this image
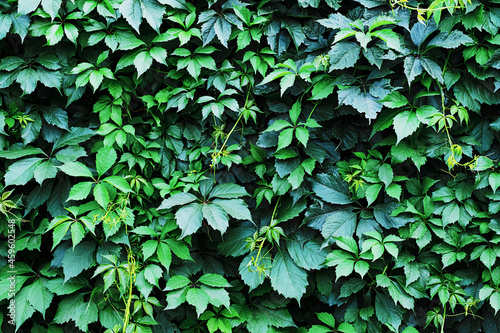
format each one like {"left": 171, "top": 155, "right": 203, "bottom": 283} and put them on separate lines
{"left": 27, "top": 278, "right": 53, "bottom": 316}
{"left": 202, "top": 203, "right": 229, "bottom": 233}
{"left": 43, "top": 107, "right": 68, "bottom": 130}
{"left": 420, "top": 58, "right": 443, "bottom": 83}
{"left": 52, "top": 127, "right": 95, "bottom": 151}
{"left": 186, "top": 288, "right": 209, "bottom": 317}
{"left": 427, "top": 30, "right": 474, "bottom": 49}
{"left": 120, "top": 0, "right": 142, "bottom": 32}
{"left": 375, "top": 292, "right": 402, "bottom": 331}
{"left": 409, "top": 20, "right": 437, "bottom": 47}
{"left": 34, "top": 160, "right": 58, "bottom": 184}
{"left": 140, "top": 0, "right": 165, "bottom": 32}
{"left": 14, "top": 286, "right": 35, "bottom": 330}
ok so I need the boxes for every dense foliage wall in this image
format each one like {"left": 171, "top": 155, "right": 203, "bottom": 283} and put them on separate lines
{"left": 2, "top": 0, "right": 500, "bottom": 332}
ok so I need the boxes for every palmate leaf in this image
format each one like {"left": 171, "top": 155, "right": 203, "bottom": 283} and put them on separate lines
{"left": 202, "top": 203, "right": 229, "bottom": 233}
{"left": 310, "top": 172, "right": 351, "bottom": 205}
{"left": 270, "top": 252, "right": 308, "bottom": 302}
{"left": 328, "top": 42, "right": 361, "bottom": 70}
{"left": 4, "top": 157, "right": 44, "bottom": 186}
{"left": 176, "top": 202, "right": 204, "bottom": 238}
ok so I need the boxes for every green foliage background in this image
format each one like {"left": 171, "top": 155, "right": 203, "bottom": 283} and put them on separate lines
{"left": 1, "top": 0, "right": 500, "bottom": 332}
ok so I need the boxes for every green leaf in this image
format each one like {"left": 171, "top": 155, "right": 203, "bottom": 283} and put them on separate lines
{"left": 140, "top": 0, "right": 165, "bottom": 32}
{"left": 393, "top": 111, "right": 419, "bottom": 144}
{"left": 58, "top": 161, "right": 93, "bottom": 178}
{"left": 198, "top": 274, "right": 231, "bottom": 288}
{"left": 27, "top": 278, "right": 53, "bottom": 317}
{"left": 270, "top": 252, "right": 308, "bottom": 302}
{"left": 176, "top": 202, "right": 204, "bottom": 238}
{"left": 34, "top": 160, "right": 58, "bottom": 184}
{"left": 378, "top": 164, "right": 394, "bottom": 188}
{"left": 0, "top": 145, "right": 44, "bottom": 159}
{"left": 427, "top": 30, "right": 474, "bottom": 49}
{"left": 490, "top": 173, "right": 500, "bottom": 193}
{"left": 310, "top": 173, "right": 351, "bottom": 205}
{"left": 14, "top": 286, "right": 36, "bottom": 330}
{"left": 43, "top": 107, "right": 68, "bottom": 130}
{"left": 4, "top": 157, "right": 44, "bottom": 186}
{"left": 209, "top": 183, "right": 249, "bottom": 199}
{"left": 287, "top": 238, "right": 327, "bottom": 270}
{"left": 386, "top": 183, "right": 402, "bottom": 200}
{"left": 420, "top": 58, "right": 443, "bottom": 84}
{"left": 62, "top": 241, "right": 95, "bottom": 282}
{"left": 186, "top": 288, "right": 210, "bottom": 317}
{"left": 103, "top": 176, "right": 132, "bottom": 193}
{"left": 119, "top": 0, "right": 142, "bottom": 32}
{"left": 165, "top": 275, "right": 191, "bottom": 291}
{"left": 158, "top": 192, "right": 198, "bottom": 209}
{"left": 365, "top": 183, "right": 382, "bottom": 206}
{"left": 322, "top": 210, "right": 358, "bottom": 239}
{"left": 202, "top": 203, "right": 229, "bottom": 233}
{"left": 328, "top": 42, "right": 361, "bottom": 70}
{"left": 93, "top": 183, "right": 110, "bottom": 208}
{"left": 277, "top": 128, "right": 294, "bottom": 151}
{"left": 378, "top": 91, "right": 409, "bottom": 108}
{"left": 52, "top": 127, "right": 95, "bottom": 152}
{"left": 96, "top": 147, "right": 117, "bottom": 177}
{"left": 16, "top": 67, "right": 39, "bottom": 94}
{"left": 371, "top": 29, "right": 403, "bottom": 52}
{"left": 375, "top": 292, "right": 402, "bottom": 331}
{"left": 68, "top": 182, "right": 93, "bottom": 201}
{"left": 213, "top": 198, "right": 252, "bottom": 221}
{"left": 403, "top": 56, "right": 423, "bottom": 84}
{"left": 295, "top": 127, "right": 309, "bottom": 147}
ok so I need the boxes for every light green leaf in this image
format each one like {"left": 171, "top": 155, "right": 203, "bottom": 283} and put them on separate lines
{"left": 4, "top": 157, "right": 44, "bottom": 186}
{"left": 68, "top": 182, "right": 93, "bottom": 201}
{"left": 322, "top": 210, "right": 358, "bottom": 239}
{"left": 14, "top": 286, "right": 36, "bottom": 330}
{"left": 176, "top": 202, "right": 204, "bottom": 238}
{"left": 277, "top": 128, "right": 294, "bottom": 151}
{"left": 58, "top": 161, "right": 93, "bottom": 178}
{"left": 103, "top": 176, "right": 132, "bottom": 193}
{"left": 198, "top": 274, "right": 231, "bottom": 288}
{"left": 93, "top": 183, "right": 110, "bottom": 208}
{"left": 16, "top": 68, "right": 39, "bottom": 94}
{"left": 140, "top": 0, "right": 165, "bottom": 32}
{"left": 378, "top": 164, "right": 393, "bottom": 188}
{"left": 96, "top": 147, "right": 117, "bottom": 177}
{"left": 186, "top": 288, "right": 210, "bottom": 317}
{"left": 202, "top": 203, "right": 229, "bottom": 233}
{"left": 158, "top": 192, "right": 198, "bottom": 209}
{"left": 34, "top": 160, "right": 58, "bottom": 184}
{"left": 209, "top": 183, "right": 249, "bottom": 199}
{"left": 165, "top": 275, "right": 191, "bottom": 291}
{"left": 489, "top": 173, "right": 500, "bottom": 193}
{"left": 393, "top": 111, "right": 419, "bottom": 144}
{"left": 120, "top": 0, "right": 142, "bottom": 32}
{"left": 375, "top": 292, "right": 402, "bottom": 331}
{"left": 52, "top": 127, "right": 95, "bottom": 152}
{"left": 27, "top": 278, "right": 53, "bottom": 317}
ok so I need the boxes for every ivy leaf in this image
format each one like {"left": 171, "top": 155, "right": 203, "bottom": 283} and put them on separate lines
{"left": 427, "top": 30, "right": 474, "bottom": 49}
{"left": 18, "top": 0, "right": 41, "bottom": 15}
{"left": 393, "top": 111, "right": 419, "bottom": 144}
{"left": 16, "top": 68, "right": 39, "bottom": 94}
{"left": 209, "top": 183, "right": 249, "bottom": 199}
{"left": 213, "top": 199, "right": 252, "bottom": 221}
{"left": 120, "top": 0, "right": 143, "bottom": 32}
{"left": 270, "top": 252, "right": 308, "bottom": 302}
{"left": 68, "top": 182, "right": 93, "bottom": 201}
{"left": 52, "top": 127, "right": 95, "bottom": 152}
{"left": 140, "top": 0, "right": 165, "bottom": 32}
{"left": 14, "top": 286, "right": 35, "bottom": 330}
{"left": 198, "top": 274, "right": 231, "bottom": 288}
